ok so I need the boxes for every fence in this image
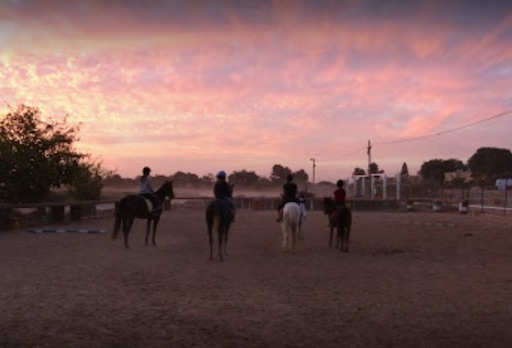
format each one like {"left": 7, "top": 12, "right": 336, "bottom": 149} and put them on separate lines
{"left": 0, "top": 196, "right": 403, "bottom": 231}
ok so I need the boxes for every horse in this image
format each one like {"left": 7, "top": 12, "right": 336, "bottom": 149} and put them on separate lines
{"left": 112, "top": 180, "right": 174, "bottom": 249}
{"left": 205, "top": 185, "right": 235, "bottom": 261}
{"left": 205, "top": 199, "right": 233, "bottom": 261}
{"left": 280, "top": 202, "right": 302, "bottom": 252}
{"left": 322, "top": 197, "right": 352, "bottom": 253}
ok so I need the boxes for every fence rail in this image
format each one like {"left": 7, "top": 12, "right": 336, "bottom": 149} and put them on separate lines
{"left": 1, "top": 196, "right": 403, "bottom": 231}
{"left": 2, "top": 195, "right": 509, "bottom": 231}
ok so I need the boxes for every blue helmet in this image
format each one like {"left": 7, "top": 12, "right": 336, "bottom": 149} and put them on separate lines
{"left": 217, "top": 170, "right": 226, "bottom": 178}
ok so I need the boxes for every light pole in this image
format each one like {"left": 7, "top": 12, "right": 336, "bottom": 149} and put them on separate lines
{"left": 310, "top": 158, "right": 316, "bottom": 185}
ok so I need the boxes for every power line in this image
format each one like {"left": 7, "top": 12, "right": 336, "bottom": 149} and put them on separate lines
{"left": 336, "top": 108, "right": 512, "bottom": 169}
{"left": 375, "top": 109, "right": 512, "bottom": 146}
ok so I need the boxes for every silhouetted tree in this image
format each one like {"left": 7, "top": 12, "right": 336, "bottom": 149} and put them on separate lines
{"left": 468, "top": 147, "right": 512, "bottom": 186}
{"left": 0, "top": 104, "right": 103, "bottom": 202}
{"left": 172, "top": 171, "right": 200, "bottom": 185}
{"left": 400, "top": 162, "right": 409, "bottom": 178}
{"left": 369, "top": 162, "right": 380, "bottom": 174}
{"left": 228, "top": 170, "right": 260, "bottom": 186}
{"left": 292, "top": 169, "right": 309, "bottom": 184}
{"left": 353, "top": 167, "right": 366, "bottom": 176}
{"left": 270, "top": 164, "right": 292, "bottom": 184}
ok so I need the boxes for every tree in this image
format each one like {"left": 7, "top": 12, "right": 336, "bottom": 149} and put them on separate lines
{"left": 292, "top": 169, "right": 309, "bottom": 184}
{"left": 0, "top": 104, "right": 102, "bottom": 202}
{"left": 270, "top": 164, "right": 292, "bottom": 184}
{"left": 419, "top": 158, "right": 466, "bottom": 197}
{"left": 171, "top": 171, "right": 201, "bottom": 186}
{"left": 228, "top": 170, "right": 260, "bottom": 186}
{"left": 353, "top": 167, "right": 366, "bottom": 176}
{"left": 468, "top": 147, "right": 512, "bottom": 186}
{"left": 369, "top": 162, "right": 380, "bottom": 174}
{"left": 400, "top": 162, "right": 409, "bottom": 178}
{"left": 67, "top": 160, "right": 105, "bottom": 200}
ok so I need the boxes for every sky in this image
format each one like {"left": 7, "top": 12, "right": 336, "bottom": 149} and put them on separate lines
{"left": 1, "top": 0, "right": 512, "bottom": 182}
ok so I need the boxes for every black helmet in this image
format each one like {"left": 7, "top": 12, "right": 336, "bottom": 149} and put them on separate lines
{"left": 143, "top": 166, "right": 151, "bottom": 175}
{"left": 337, "top": 179, "right": 344, "bottom": 187}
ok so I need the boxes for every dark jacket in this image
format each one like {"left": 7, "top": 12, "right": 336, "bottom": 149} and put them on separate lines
{"left": 282, "top": 182, "right": 298, "bottom": 199}
{"left": 214, "top": 180, "right": 232, "bottom": 199}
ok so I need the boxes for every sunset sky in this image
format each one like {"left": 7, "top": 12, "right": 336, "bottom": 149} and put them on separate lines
{"left": 1, "top": 0, "right": 512, "bottom": 182}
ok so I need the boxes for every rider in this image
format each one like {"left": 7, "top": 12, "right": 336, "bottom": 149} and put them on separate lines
{"left": 332, "top": 179, "right": 347, "bottom": 221}
{"left": 213, "top": 170, "right": 236, "bottom": 222}
{"left": 139, "top": 166, "right": 159, "bottom": 212}
{"left": 276, "top": 174, "right": 300, "bottom": 222}
{"left": 334, "top": 179, "right": 346, "bottom": 206}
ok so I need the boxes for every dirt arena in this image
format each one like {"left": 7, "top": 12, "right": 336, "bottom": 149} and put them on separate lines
{"left": 1, "top": 207, "right": 512, "bottom": 348}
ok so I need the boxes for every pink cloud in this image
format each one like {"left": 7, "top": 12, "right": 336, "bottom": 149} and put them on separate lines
{"left": 1, "top": 1, "right": 512, "bottom": 180}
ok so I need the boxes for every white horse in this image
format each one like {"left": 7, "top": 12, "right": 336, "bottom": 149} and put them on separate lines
{"left": 280, "top": 202, "right": 302, "bottom": 252}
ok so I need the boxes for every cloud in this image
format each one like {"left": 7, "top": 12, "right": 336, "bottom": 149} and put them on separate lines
{"left": 1, "top": 0, "right": 512, "bottom": 180}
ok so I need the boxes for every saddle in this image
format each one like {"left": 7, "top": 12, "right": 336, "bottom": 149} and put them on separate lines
{"left": 140, "top": 195, "right": 161, "bottom": 215}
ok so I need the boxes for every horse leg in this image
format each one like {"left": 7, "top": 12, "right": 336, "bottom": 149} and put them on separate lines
{"left": 151, "top": 216, "right": 160, "bottom": 246}
{"left": 208, "top": 228, "right": 213, "bottom": 261}
{"left": 145, "top": 218, "right": 152, "bottom": 246}
{"left": 337, "top": 225, "right": 344, "bottom": 253}
{"left": 224, "top": 226, "right": 230, "bottom": 257}
{"left": 218, "top": 227, "right": 224, "bottom": 262}
{"left": 336, "top": 225, "right": 341, "bottom": 249}
{"left": 345, "top": 225, "right": 351, "bottom": 253}
{"left": 123, "top": 219, "right": 133, "bottom": 249}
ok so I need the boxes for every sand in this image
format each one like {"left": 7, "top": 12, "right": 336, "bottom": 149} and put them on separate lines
{"left": 1, "top": 207, "right": 512, "bottom": 347}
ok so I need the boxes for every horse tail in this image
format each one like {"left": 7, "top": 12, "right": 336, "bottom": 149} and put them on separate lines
{"left": 112, "top": 201, "right": 121, "bottom": 240}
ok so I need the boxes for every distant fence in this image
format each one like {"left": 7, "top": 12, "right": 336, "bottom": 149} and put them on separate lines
{"left": 0, "top": 196, "right": 403, "bottom": 231}
{"left": 5, "top": 195, "right": 510, "bottom": 232}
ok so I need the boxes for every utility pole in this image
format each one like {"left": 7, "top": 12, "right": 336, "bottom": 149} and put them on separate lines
{"left": 310, "top": 158, "right": 316, "bottom": 185}
{"left": 367, "top": 140, "right": 372, "bottom": 174}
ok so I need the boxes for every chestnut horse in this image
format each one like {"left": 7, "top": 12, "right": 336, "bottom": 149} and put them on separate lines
{"left": 205, "top": 185, "right": 235, "bottom": 261}
{"left": 322, "top": 197, "right": 352, "bottom": 253}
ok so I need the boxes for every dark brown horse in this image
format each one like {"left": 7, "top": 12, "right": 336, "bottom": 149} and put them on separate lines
{"left": 112, "top": 180, "right": 174, "bottom": 249}
{"left": 205, "top": 185, "right": 235, "bottom": 261}
{"left": 322, "top": 197, "right": 352, "bottom": 253}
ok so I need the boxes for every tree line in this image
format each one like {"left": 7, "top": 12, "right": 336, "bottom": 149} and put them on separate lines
{"left": 1, "top": 104, "right": 511, "bottom": 203}
{"left": 104, "top": 165, "right": 310, "bottom": 190}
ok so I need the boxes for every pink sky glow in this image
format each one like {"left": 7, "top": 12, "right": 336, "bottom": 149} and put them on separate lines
{"left": 1, "top": 0, "right": 512, "bottom": 182}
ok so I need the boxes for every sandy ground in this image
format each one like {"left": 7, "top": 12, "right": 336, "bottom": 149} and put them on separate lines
{"left": 1, "top": 207, "right": 512, "bottom": 348}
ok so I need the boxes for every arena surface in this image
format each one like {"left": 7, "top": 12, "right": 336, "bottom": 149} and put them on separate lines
{"left": 1, "top": 208, "right": 512, "bottom": 347}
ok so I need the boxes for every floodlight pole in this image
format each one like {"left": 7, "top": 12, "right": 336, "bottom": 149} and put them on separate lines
{"left": 367, "top": 140, "right": 372, "bottom": 174}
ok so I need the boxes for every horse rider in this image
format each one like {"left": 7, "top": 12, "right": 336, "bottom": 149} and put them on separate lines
{"left": 334, "top": 179, "right": 346, "bottom": 206}
{"left": 331, "top": 179, "right": 347, "bottom": 221}
{"left": 276, "top": 174, "right": 301, "bottom": 222}
{"left": 139, "top": 166, "right": 159, "bottom": 212}
{"left": 213, "top": 170, "right": 236, "bottom": 222}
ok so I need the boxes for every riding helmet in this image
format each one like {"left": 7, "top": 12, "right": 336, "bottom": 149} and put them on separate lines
{"left": 217, "top": 170, "right": 227, "bottom": 178}
{"left": 337, "top": 179, "right": 344, "bottom": 187}
{"left": 143, "top": 166, "right": 151, "bottom": 175}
